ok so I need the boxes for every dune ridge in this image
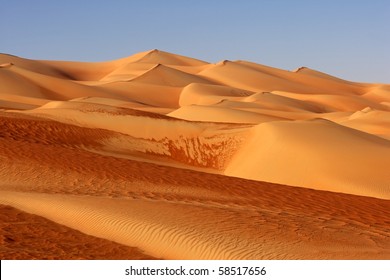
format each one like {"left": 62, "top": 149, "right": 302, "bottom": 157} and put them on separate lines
{"left": 1, "top": 50, "right": 390, "bottom": 259}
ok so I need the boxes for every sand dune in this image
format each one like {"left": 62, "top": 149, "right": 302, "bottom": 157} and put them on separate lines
{"left": 0, "top": 205, "right": 156, "bottom": 260}
{"left": 225, "top": 119, "right": 390, "bottom": 199}
{"left": 341, "top": 108, "right": 390, "bottom": 139}
{"left": 168, "top": 105, "right": 286, "bottom": 124}
{"left": 1, "top": 50, "right": 390, "bottom": 259}
{"left": 122, "top": 49, "right": 208, "bottom": 66}
{"left": 0, "top": 54, "right": 74, "bottom": 79}
{"left": 128, "top": 64, "right": 213, "bottom": 87}
{"left": 179, "top": 83, "right": 253, "bottom": 106}
{"left": 1, "top": 190, "right": 389, "bottom": 260}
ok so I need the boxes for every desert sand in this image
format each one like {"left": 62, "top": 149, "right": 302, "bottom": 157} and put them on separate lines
{"left": 0, "top": 49, "right": 389, "bottom": 259}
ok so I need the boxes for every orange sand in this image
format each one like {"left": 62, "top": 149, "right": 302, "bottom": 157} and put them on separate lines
{"left": 0, "top": 205, "right": 157, "bottom": 259}
{"left": 0, "top": 50, "right": 389, "bottom": 259}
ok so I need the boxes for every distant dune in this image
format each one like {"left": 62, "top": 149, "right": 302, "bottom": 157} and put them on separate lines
{"left": 1, "top": 50, "right": 389, "bottom": 259}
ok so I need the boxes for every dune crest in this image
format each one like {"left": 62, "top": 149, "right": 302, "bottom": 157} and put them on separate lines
{"left": 1, "top": 50, "right": 390, "bottom": 259}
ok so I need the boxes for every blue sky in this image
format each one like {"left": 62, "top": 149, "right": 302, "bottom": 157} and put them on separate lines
{"left": 1, "top": 0, "right": 389, "bottom": 83}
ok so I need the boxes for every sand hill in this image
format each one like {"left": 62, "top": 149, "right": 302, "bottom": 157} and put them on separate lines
{"left": 1, "top": 50, "right": 389, "bottom": 259}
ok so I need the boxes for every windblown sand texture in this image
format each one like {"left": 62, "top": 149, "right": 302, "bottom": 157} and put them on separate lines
{"left": 1, "top": 50, "right": 389, "bottom": 259}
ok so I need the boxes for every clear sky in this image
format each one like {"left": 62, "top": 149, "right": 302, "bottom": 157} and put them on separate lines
{"left": 1, "top": 0, "right": 389, "bottom": 83}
